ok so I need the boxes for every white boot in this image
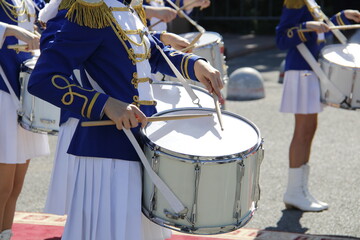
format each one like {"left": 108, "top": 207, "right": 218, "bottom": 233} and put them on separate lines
{"left": 302, "top": 164, "right": 329, "bottom": 208}
{"left": 0, "top": 229, "right": 13, "bottom": 240}
{"left": 283, "top": 166, "right": 328, "bottom": 212}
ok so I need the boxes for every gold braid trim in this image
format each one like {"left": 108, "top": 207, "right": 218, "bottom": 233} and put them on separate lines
{"left": 65, "top": 0, "right": 111, "bottom": 28}
{"left": 133, "top": 4, "right": 147, "bottom": 26}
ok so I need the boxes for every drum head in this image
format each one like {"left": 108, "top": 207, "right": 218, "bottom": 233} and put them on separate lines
{"left": 151, "top": 82, "right": 214, "bottom": 112}
{"left": 180, "top": 32, "right": 222, "bottom": 48}
{"left": 143, "top": 108, "right": 260, "bottom": 158}
{"left": 321, "top": 43, "right": 360, "bottom": 68}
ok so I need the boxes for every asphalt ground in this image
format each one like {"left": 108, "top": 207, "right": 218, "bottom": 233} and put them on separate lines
{"left": 17, "top": 33, "right": 360, "bottom": 238}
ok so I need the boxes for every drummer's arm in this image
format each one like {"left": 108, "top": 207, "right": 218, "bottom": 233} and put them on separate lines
{"left": 275, "top": 7, "right": 317, "bottom": 50}
{"left": 28, "top": 21, "right": 109, "bottom": 121}
{"left": 0, "top": 22, "right": 39, "bottom": 50}
{"left": 149, "top": 35, "right": 202, "bottom": 80}
{"left": 149, "top": 36, "right": 224, "bottom": 103}
{"left": 330, "top": 10, "right": 359, "bottom": 26}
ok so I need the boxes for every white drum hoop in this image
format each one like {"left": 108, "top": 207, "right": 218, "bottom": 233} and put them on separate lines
{"left": 319, "top": 43, "right": 360, "bottom": 110}
{"left": 141, "top": 108, "right": 264, "bottom": 235}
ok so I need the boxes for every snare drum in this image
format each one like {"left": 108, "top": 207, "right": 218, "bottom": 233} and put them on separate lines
{"left": 319, "top": 43, "right": 360, "bottom": 109}
{"left": 154, "top": 32, "right": 229, "bottom": 94}
{"left": 18, "top": 58, "right": 60, "bottom": 134}
{"left": 142, "top": 108, "right": 264, "bottom": 234}
{"left": 152, "top": 81, "right": 214, "bottom": 112}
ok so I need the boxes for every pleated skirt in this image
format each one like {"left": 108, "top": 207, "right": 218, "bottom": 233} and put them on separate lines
{"left": 0, "top": 91, "right": 50, "bottom": 164}
{"left": 44, "top": 117, "right": 79, "bottom": 215}
{"left": 61, "top": 157, "right": 172, "bottom": 240}
{"left": 280, "top": 70, "right": 324, "bottom": 114}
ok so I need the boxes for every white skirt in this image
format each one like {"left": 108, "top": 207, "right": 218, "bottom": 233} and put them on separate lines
{"left": 280, "top": 70, "right": 324, "bottom": 114}
{"left": 62, "top": 157, "right": 171, "bottom": 240}
{"left": 0, "top": 91, "right": 50, "bottom": 164}
{"left": 44, "top": 117, "right": 79, "bottom": 215}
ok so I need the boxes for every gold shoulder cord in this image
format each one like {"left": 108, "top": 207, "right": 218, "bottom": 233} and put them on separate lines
{"left": 64, "top": 0, "right": 150, "bottom": 64}
{"left": 0, "top": 0, "right": 35, "bottom": 23}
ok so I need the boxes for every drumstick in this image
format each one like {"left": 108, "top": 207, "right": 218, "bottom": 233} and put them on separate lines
{"left": 212, "top": 93, "right": 224, "bottom": 131}
{"left": 7, "top": 44, "right": 31, "bottom": 53}
{"left": 149, "top": 19, "right": 163, "bottom": 30}
{"left": 298, "top": 24, "right": 360, "bottom": 32}
{"left": 148, "top": 0, "right": 198, "bottom": 30}
{"left": 164, "top": 0, "right": 205, "bottom": 34}
{"left": 180, "top": 32, "right": 203, "bottom": 52}
{"left": 81, "top": 113, "right": 213, "bottom": 127}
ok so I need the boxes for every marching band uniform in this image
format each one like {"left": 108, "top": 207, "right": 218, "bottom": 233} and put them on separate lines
{"left": 0, "top": 0, "right": 49, "bottom": 163}
{"left": 28, "top": 0, "right": 204, "bottom": 239}
{"left": 38, "top": 5, "right": 83, "bottom": 215}
{"left": 0, "top": 0, "right": 49, "bottom": 238}
{"left": 276, "top": 0, "right": 354, "bottom": 212}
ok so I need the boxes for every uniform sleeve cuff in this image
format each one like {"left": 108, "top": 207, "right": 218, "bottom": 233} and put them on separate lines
{"left": 184, "top": 55, "right": 206, "bottom": 81}
{"left": 87, "top": 93, "right": 109, "bottom": 120}
{"left": 337, "top": 11, "right": 351, "bottom": 25}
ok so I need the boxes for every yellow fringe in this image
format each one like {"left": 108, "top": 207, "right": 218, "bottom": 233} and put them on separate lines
{"left": 133, "top": 4, "right": 147, "bottom": 27}
{"left": 65, "top": 0, "right": 111, "bottom": 28}
{"left": 284, "top": 0, "right": 305, "bottom": 9}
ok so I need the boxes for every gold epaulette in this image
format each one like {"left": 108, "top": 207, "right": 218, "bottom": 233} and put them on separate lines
{"left": 284, "top": 0, "right": 305, "bottom": 9}
{"left": 59, "top": 0, "right": 112, "bottom": 28}
{"left": 133, "top": 4, "right": 147, "bottom": 26}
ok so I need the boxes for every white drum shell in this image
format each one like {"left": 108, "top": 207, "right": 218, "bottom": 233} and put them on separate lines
{"left": 142, "top": 108, "right": 263, "bottom": 234}
{"left": 319, "top": 43, "right": 360, "bottom": 109}
{"left": 18, "top": 59, "right": 60, "bottom": 134}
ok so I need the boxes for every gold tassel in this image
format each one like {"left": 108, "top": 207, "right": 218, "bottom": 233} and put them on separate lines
{"left": 59, "top": 0, "right": 76, "bottom": 10}
{"left": 133, "top": 4, "right": 147, "bottom": 27}
{"left": 65, "top": 0, "right": 112, "bottom": 28}
{"left": 284, "top": 0, "right": 305, "bottom": 9}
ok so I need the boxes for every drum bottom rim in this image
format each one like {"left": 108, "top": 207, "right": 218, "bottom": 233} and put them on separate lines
{"left": 19, "top": 122, "right": 59, "bottom": 135}
{"left": 142, "top": 202, "right": 257, "bottom": 235}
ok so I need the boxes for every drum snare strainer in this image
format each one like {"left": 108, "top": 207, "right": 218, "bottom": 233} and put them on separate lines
{"left": 141, "top": 108, "right": 264, "bottom": 235}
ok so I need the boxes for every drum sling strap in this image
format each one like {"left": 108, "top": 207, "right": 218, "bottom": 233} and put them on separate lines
{"left": 0, "top": 65, "right": 21, "bottom": 109}
{"left": 124, "top": 128, "right": 188, "bottom": 218}
{"left": 296, "top": 43, "right": 350, "bottom": 108}
{"left": 153, "top": 41, "right": 201, "bottom": 106}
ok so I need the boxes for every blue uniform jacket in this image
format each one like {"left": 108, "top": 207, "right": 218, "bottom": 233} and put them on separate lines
{"left": 28, "top": 5, "right": 202, "bottom": 161}
{"left": 276, "top": 0, "right": 351, "bottom": 71}
{"left": 0, "top": 0, "right": 33, "bottom": 97}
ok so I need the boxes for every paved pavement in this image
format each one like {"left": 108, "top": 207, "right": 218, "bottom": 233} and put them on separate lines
{"left": 17, "top": 33, "right": 360, "bottom": 239}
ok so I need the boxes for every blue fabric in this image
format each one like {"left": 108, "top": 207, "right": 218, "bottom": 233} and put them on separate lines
{"left": 28, "top": 13, "right": 202, "bottom": 161}
{"left": 0, "top": 0, "right": 33, "bottom": 98}
{"left": 276, "top": 2, "right": 351, "bottom": 71}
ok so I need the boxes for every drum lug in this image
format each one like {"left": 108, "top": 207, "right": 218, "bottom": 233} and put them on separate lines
{"left": 233, "top": 159, "right": 245, "bottom": 221}
{"left": 164, "top": 207, "right": 188, "bottom": 220}
{"left": 190, "top": 164, "right": 201, "bottom": 225}
{"left": 149, "top": 150, "right": 160, "bottom": 213}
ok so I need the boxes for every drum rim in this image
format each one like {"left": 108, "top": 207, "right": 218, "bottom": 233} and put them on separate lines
{"left": 320, "top": 43, "right": 360, "bottom": 69}
{"left": 142, "top": 201, "right": 256, "bottom": 235}
{"left": 141, "top": 107, "right": 262, "bottom": 162}
{"left": 179, "top": 31, "right": 222, "bottom": 48}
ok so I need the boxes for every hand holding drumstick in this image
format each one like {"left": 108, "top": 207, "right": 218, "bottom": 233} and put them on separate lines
{"left": 3, "top": 23, "right": 39, "bottom": 51}
{"left": 194, "top": 59, "right": 225, "bottom": 105}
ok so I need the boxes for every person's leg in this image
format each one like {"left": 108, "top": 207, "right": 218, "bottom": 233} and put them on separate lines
{"left": 289, "top": 113, "right": 317, "bottom": 168}
{"left": 0, "top": 164, "right": 16, "bottom": 232}
{"left": 2, "top": 160, "right": 30, "bottom": 231}
{"left": 284, "top": 114, "right": 328, "bottom": 212}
